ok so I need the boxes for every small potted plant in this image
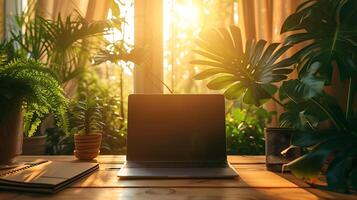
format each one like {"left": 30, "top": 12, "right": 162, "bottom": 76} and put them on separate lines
{"left": 70, "top": 85, "right": 103, "bottom": 160}
{"left": 0, "top": 56, "right": 68, "bottom": 165}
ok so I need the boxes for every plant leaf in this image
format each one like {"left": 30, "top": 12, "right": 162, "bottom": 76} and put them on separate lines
{"left": 281, "top": 0, "right": 357, "bottom": 81}
{"left": 192, "top": 26, "right": 294, "bottom": 105}
{"left": 206, "top": 75, "right": 237, "bottom": 90}
{"left": 326, "top": 156, "right": 350, "bottom": 193}
{"left": 193, "top": 68, "right": 232, "bottom": 80}
{"left": 223, "top": 83, "right": 246, "bottom": 100}
{"left": 290, "top": 130, "right": 336, "bottom": 147}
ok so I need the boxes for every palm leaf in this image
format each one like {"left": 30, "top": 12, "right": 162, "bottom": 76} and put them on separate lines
{"left": 191, "top": 26, "right": 294, "bottom": 106}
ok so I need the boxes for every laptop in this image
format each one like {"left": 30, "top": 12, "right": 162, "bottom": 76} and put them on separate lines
{"left": 117, "top": 94, "right": 238, "bottom": 179}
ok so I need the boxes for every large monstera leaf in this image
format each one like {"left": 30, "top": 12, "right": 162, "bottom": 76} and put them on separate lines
{"left": 279, "top": 62, "right": 350, "bottom": 130}
{"left": 191, "top": 26, "right": 294, "bottom": 106}
{"left": 281, "top": 0, "right": 357, "bottom": 82}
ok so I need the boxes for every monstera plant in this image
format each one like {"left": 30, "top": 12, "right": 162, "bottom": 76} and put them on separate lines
{"left": 279, "top": 0, "right": 357, "bottom": 193}
{"left": 191, "top": 0, "right": 357, "bottom": 193}
{"left": 190, "top": 26, "right": 298, "bottom": 171}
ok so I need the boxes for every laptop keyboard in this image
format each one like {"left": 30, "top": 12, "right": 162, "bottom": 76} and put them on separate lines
{"left": 125, "top": 162, "right": 228, "bottom": 168}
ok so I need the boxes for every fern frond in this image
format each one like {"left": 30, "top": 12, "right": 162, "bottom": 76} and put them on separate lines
{"left": 0, "top": 58, "right": 69, "bottom": 136}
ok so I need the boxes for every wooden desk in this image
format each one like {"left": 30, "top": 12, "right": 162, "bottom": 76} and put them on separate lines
{"left": 0, "top": 156, "right": 356, "bottom": 200}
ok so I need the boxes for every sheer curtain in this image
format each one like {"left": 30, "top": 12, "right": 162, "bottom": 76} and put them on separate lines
{"left": 237, "top": 0, "right": 303, "bottom": 125}
{"left": 35, "top": 0, "right": 111, "bottom": 21}
{"left": 0, "top": 0, "right": 111, "bottom": 40}
{"left": 0, "top": 0, "right": 4, "bottom": 39}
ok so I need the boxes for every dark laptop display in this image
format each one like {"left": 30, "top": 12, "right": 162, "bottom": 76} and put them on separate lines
{"left": 127, "top": 94, "right": 226, "bottom": 162}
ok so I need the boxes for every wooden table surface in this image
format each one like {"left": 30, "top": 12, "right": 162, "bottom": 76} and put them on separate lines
{"left": 0, "top": 155, "right": 356, "bottom": 200}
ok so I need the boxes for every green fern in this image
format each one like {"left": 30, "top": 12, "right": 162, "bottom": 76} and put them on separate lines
{"left": 0, "top": 58, "right": 69, "bottom": 137}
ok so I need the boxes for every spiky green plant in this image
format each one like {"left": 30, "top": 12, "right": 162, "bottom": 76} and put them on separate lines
{"left": 70, "top": 97, "right": 103, "bottom": 136}
{"left": 0, "top": 58, "right": 69, "bottom": 137}
{"left": 69, "top": 76, "right": 103, "bottom": 136}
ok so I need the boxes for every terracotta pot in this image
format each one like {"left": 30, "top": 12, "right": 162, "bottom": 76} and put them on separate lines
{"left": 74, "top": 133, "right": 102, "bottom": 160}
{"left": 265, "top": 127, "right": 301, "bottom": 172}
{"left": 22, "top": 135, "right": 47, "bottom": 155}
{"left": 0, "top": 101, "right": 23, "bottom": 165}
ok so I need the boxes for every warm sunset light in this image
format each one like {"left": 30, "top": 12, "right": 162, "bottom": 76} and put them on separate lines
{"left": 174, "top": 4, "right": 200, "bottom": 26}
{"left": 0, "top": 0, "right": 356, "bottom": 198}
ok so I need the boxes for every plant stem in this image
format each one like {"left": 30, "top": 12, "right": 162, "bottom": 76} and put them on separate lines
{"left": 119, "top": 67, "right": 125, "bottom": 128}
{"left": 310, "top": 98, "right": 343, "bottom": 131}
{"left": 270, "top": 93, "right": 286, "bottom": 109}
{"left": 148, "top": 70, "right": 174, "bottom": 94}
{"left": 346, "top": 78, "right": 353, "bottom": 121}
{"left": 243, "top": 105, "right": 251, "bottom": 122}
{"left": 225, "top": 101, "right": 234, "bottom": 115}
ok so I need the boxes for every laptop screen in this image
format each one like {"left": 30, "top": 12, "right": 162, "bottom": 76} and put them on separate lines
{"left": 127, "top": 94, "right": 226, "bottom": 162}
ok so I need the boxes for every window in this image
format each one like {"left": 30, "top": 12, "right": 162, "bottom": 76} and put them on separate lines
{"left": 163, "top": 0, "right": 239, "bottom": 93}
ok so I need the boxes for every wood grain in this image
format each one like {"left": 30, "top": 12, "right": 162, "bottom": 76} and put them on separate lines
{"left": 73, "top": 165, "right": 300, "bottom": 188}
{"left": 14, "top": 155, "right": 265, "bottom": 164}
{"left": 1, "top": 188, "right": 356, "bottom": 200}
{"left": 1, "top": 155, "right": 355, "bottom": 200}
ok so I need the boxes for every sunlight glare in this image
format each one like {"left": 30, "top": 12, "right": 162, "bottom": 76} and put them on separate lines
{"left": 105, "top": 0, "right": 134, "bottom": 76}
{"left": 175, "top": 4, "right": 199, "bottom": 25}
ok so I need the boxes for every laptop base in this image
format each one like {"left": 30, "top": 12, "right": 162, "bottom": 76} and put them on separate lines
{"left": 117, "top": 162, "right": 239, "bottom": 179}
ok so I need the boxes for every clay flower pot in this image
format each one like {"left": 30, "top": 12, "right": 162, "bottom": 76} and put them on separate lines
{"left": 265, "top": 128, "right": 301, "bottom": 172}
{"left": 22, "top": 135, "right": 47, "bottom": 155}
{"left": 0, "top": 101, "right": 23, "bottom": 166}
{"left": 74, "top": 133, "right": 102, "bottom": 160}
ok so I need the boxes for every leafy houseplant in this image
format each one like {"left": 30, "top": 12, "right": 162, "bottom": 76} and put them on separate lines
{"left": 226, "top": 106, "right": 274, "bottom": 155}
{"left": 81, "top": 69, "right": 127, "bottom": 154}
{"left": 11, "top": 13, "right": 115, "bottom": 84}
{"left": 6, "top": 11, "right": 116, "bottom": 155}
{"left": 70, "top": 77, "right": 104, "bottom": 160}
{"left": 0, "top": 57, "right": 68, "bottom": 165}
{"left": 278, "top": 0, "right": 357, "bottom": 193}
{"left": 73, "top": 68, "right": 128, "bottom": 155}
{"left": 190, "top": 25, "right": 298, "bottom": 169}
{"left": 191, "top": 0, "right": 357, "bottom": 193}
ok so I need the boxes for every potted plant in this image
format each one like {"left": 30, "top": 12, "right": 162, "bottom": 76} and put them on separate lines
{"left": 191, "top": 0, "right": 357, "bottom": 193}
{"left": 278, "top": 0, "right": 357, "bottom": 193}
{"left": 0, "top": 56, "right": 68, "bottom": 165}
{"left": 6, "top": 12, "right": 115, "bottom": 155}
{"left": 21, "top": 115, "right": 52, "bottom": 155}
{"left": 190, "top": 26, "right": 299, "bottom": 170}
{"left": 70, "top": 79, "right": 103, "bottom": 160}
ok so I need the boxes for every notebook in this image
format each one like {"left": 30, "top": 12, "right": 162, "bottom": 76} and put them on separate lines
{"left": 0, "top": 160, "right": 99, "bottom": 193}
